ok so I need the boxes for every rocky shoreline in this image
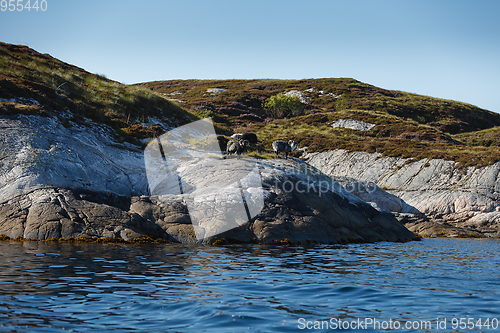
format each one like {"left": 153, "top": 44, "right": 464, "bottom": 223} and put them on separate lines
{"left": 0, "top": 161, "right": 417, "bottom": 245}
{"left": 0, "top": 114, "right": 417, "bottom": 244}
{"left": 3, "top": 112, "right": 498, "bottom": 243}
{"left": 305, "top": 149, "right": 500, "bottom": 238}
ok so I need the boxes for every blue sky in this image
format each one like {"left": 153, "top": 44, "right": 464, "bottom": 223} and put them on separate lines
{"left": 1, "top": 0, "right": 499, "bottom": 112}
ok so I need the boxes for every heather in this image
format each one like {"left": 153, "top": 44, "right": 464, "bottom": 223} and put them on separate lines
{"left": 2, "top": 41, "right": 500, "bottom": 167}
{"left": 137, "top": 79, "right": 500, "bottom": 168}
{"left": 0, "top": 42, "right": 193, "bottom": 143}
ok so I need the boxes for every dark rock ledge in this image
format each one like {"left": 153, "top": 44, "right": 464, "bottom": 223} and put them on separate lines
{"left": 0, "top": 159, "right": 418, "bottom": 245}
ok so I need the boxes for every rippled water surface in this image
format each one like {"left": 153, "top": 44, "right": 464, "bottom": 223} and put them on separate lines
{"left": 0, "top": 239, "right": 499, "bottom": 332}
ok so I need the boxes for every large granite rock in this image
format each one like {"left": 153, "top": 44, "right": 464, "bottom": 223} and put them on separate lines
{"left": 0, "top": 114, "right": 416, "bottom": 243}
{"left": 305, "top": 149, "right": 500, "bottom": 236}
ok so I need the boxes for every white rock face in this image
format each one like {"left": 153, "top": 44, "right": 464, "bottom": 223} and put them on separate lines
{"left": 324, "top": 92, "right": 342, "bottom": 98}
{"left": 0, "top": 115, "right": 149, "bottom": 202}
{"left": 331, "top": 176, "right": 419, "bottom": 214}
{"left": 167, "top": 98, "right": 184, "bottom": 103}
{"left": 331, "top": 119, "right": 375, "bottom": 131}
{"left": 305, "top": 149, "right": 500, "bottom": 230}
{"left": 302, "top": 88, "right": 341, "bottom": 98}
{"left": 206, "top": 88, "right": 227, "bottom": 94}
{"left": 284, "top": 90, "right": 310, "bottom": 104}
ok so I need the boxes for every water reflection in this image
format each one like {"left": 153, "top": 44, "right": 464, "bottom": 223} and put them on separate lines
{"left": 0, "top": 239, "right": 499, "bottom": 332}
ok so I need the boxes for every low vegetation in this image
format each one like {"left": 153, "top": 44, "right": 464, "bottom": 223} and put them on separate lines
{"left": 0, "top": 42, "right": 195, "bottom": 144}
{"left": 263, "top": 93, "right": 303, "bottom": 118}
{"left": 138, "top": 78, "right": 500, "bottom": 168}
{"left": 2, "top": 41, "right": 500, "bottom": 168}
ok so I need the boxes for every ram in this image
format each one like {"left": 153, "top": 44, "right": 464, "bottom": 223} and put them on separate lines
{"left": 272, "top": 140, "right": 299, "bottom": 159}
{"left": 226, "top": 139, "right": 249, "bottom": 157}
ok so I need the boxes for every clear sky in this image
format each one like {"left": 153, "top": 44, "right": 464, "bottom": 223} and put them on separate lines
{"left": 1, "top": 0, "right": 499, "bottom": 112}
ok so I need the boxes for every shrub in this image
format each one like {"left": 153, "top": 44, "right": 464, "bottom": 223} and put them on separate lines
{"left": 335, "top": 94, "right": 348, "bottom": 111}
{"left": 262, "top": 93, "right": 303, "bottom": 118}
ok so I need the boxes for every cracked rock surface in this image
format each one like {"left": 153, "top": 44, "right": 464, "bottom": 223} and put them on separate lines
{"left": 0, "top": 115, "right": 416, "bottom": 244}
{"left": 305, "top": 149, "right": 500, "bottom": 237}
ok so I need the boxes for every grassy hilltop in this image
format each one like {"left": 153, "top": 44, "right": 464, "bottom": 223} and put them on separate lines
{"left": 0, "top": 42, "right": 194, "bottom": 143}
{"left": 2, "top": 41, "right": 500, "bottom": 167}
{"left": 137, "top": 79, "right": 500, "bottom": 167}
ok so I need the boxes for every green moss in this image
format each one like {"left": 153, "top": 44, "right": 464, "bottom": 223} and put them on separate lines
{"left": 346, "top": 82, "right": 371, "bottom": 89}
{"left": 245, "top": 152, "right": 276, "bottom": 159}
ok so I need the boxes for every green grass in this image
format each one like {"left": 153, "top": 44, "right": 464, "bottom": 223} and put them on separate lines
{"left": 454, "top": 126, "right": 500, "bottom": 147}
{"left": 137, "top": 77, "right": 500, "bottom": 133}
{"left": 0, "top": 42, "right": 195, "bottom": 144}
{"left": 245, "top": 152, "right": 276, "bottom": 159}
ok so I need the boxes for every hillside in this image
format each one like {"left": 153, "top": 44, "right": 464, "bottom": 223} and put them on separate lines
{"left": 0, "top": 42, "right": 194, "bottom": 144}
{"left": 2, "top": 41, "right": 500, "bottom": 169}
{"left": 137, "top": 79, "right": 500, "bottom": 168}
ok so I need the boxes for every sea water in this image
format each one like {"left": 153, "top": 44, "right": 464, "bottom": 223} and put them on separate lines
{"left": 0, "top": 239, "right": 499, "bottom": 332}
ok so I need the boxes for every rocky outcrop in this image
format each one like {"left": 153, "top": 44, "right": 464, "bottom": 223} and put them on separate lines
{"left": 327, "top": 176, "right": 419, "bottom": 215}
{"left": 0, "top": 114, "right": 416, "bottom": 244}
{"left": 305, "top": 149, "right": 500, "bottom": 237}
{"left": 330, "top": 119, "right": 376, "bottom": 131}
{"left": 0, "top": 164, "right": 416, "bottom": 244}
{"left": 206, "top": 88, "right": 227, "bottom": 94}
{"left": 284, "top": 90, "right": 310, "bottom": 104}
{"left": 0, "top": 115, "right": 149, "bottom": 200}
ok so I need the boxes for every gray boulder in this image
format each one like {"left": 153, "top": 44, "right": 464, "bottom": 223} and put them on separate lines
{"left": 331, "top": 119, "right": 376, "bottom": 131}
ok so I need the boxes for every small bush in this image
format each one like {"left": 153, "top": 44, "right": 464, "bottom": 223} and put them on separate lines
{"left": 263, "top": 93, "right": 303, "bottom": 118}
{"left": 335, "top": 94, "right": 348, "bottom": 111}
